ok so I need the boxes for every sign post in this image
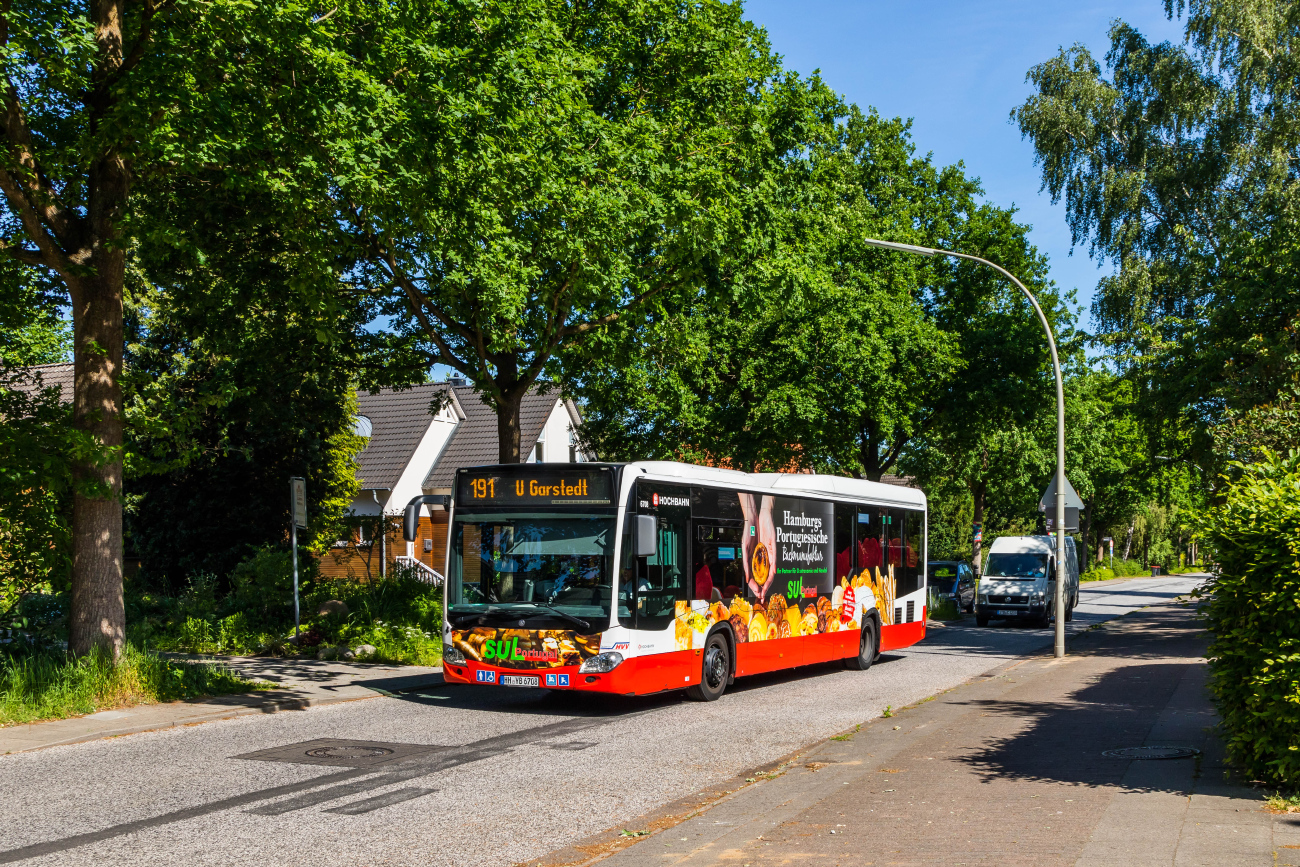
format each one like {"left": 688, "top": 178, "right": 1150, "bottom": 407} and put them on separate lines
{"left": 290, "top": 477, "right": 307, "bottom": 645}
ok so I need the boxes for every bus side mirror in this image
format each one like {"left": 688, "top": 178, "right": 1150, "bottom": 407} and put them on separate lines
{"left": 635, "top": 515, "right": 657, "bottom": 558}
{"left": 403, "top": 495, "right": 451, "bottom": 542}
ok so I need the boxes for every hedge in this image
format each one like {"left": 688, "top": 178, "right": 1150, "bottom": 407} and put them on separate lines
{"left": 1201, "top": 451, "right": 1300, "bottom": 786}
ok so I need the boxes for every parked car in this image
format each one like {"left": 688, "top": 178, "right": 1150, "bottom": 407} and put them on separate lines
{"left": 974, "top": 536, "right": 1080, "bottom": 628}
{"left": 927, "top": 560, "right": 976, "bottom": 612}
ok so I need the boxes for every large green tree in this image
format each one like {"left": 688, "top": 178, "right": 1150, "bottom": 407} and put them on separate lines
{"left": 1014, "top": 0, "right": 1300, "bottom": 468}
{"left": 317, "top": 0, "right": 784, "bottom": 461}
{"left": 576, "top": 106, "right": 1064, "bottom": 489}
{"left": 0, "top": 0, "right": 371, "bottom": 654}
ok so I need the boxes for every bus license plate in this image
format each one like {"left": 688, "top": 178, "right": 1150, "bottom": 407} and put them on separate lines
{"left": 500, "top": 675, "right": 539, "bottom": 688}
{"left": 996, "top": 609, "right": 1017, "bottom": 616}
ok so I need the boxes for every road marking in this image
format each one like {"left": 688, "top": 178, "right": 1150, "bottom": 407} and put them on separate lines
{"left": 0, "top": 713, "right": 634, "bottom": 862}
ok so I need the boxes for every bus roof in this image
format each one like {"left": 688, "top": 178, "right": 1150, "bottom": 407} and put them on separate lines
{"left": 629, "top": 461, "right": 926, "bottom": 508}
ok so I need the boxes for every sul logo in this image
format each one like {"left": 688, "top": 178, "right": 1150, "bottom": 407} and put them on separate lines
{"left": 481, "top": 637, "right": 558, "bottom": 663}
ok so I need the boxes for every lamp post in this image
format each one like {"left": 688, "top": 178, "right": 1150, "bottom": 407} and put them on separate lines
{"left": 862, "top": 238, "right": 1069, "bottom": 658}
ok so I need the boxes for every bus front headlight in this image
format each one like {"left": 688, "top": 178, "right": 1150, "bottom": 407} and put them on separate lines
{"left": 443, "top": 643, "right": 467, "bottom": 665}
{"left": 579, "top": 651, "right": 624, "bottom": 674}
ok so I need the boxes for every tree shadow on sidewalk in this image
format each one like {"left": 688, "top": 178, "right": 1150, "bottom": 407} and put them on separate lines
{"left": 951, "top": 607, "right": 1213, "bottom": 793}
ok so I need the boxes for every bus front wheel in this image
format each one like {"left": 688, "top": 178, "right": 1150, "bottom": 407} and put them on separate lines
{"left": 844, "top": 618, "right": 878, "bottom": 671}
{"left": 686, "top": 633, "right": 730, "bottom": 701}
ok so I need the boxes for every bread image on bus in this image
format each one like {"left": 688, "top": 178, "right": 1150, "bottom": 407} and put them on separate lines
{"left": 429, "top": 462, "right": 927, "bottom": 701}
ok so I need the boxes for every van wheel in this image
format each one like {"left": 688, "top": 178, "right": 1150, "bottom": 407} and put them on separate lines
{"left": 844, "top": 618, "right": 878, "bottom": 671}
{"left": 975, "top": 613, "right": 989, "bottom": 627}
{"left": 686, "top": 633, "right": 729, "bottom": 701}
{"left": 1066, "top": 594, "right": 1075, "bottom": 621}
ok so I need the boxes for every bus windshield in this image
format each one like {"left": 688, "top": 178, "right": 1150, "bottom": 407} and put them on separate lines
{"left": 983, "top": 553, "right": 1048, "bottom": 579}
{"left": 448, "top": 512, "right": 615, "bottom": 624}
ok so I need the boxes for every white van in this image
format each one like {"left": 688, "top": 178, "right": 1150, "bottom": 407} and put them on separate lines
{"left": 975, "top": 536, "right": 1079, "bottom": 628}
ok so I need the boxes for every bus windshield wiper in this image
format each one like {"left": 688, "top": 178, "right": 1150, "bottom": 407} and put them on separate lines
{"left": 449, "top": 605, "right": 509, "bottom": 627}
{"left": 523, "top": 602, "right": 593, "bottom": 631}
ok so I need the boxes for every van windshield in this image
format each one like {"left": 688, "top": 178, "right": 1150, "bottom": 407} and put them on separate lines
{"left": 984, "top": 553, "right": 1048, "bottom": 579}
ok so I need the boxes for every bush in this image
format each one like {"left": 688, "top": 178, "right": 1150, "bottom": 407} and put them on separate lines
{"left": 230, "top": 549, "right": 296, "bottom": 623}
{"left": 1082, "top": 566, "right": 1115, "bottom": 582}
{"left": 1200, "top": 450, "right": 1300, "bottom": 787}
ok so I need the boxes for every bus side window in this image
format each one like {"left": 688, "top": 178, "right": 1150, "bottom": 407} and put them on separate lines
{"left": 693, "top": 523, "right": 744, "bottom": 602}
{"left": 834, "top": 505, "right": 854, "bottom": 585}
{"left": 856, "top": 510, "right": 881, "bottom": 574}
{"left": 895, "top": 509, "right": 924, "bottom": 597}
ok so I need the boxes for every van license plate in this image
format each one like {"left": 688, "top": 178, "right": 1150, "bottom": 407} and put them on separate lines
{"left": 500, "top": 675, "right": 539, "bottom": 688}
{"left": 996, "top": 609, "right": 1017, "bottom": 616}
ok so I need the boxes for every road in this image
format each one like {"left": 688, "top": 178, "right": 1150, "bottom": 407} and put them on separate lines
{"left": 0, "top": 575, "right": 1202, "bottom": 867}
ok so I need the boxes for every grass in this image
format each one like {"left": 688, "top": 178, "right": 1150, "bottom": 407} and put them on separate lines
{"left": 927, "top": 594, "right": 962, "bottom": 621}
{"left": 0, "top": 644, "right": 271, "bottom": 727}
{"left": 1266, "top": 792, "right": 1300, "bottom": 814}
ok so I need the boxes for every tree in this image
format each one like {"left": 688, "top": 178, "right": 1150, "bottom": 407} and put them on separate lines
{"left": 577, "top": 106, "right": 1065, "bottom": 495}
{"left": 325, "top": 0, "right": 784, "bottom": 462}
{"left": 1013, "top": 0, "right": 1300, "bottom": 469}
{"left": 0, "top": 0, "right": 369, "bottom": 654}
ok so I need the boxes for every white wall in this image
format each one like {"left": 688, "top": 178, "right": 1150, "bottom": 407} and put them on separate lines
{"left": 529, "top": 399, "right": 580, "bottom": 463}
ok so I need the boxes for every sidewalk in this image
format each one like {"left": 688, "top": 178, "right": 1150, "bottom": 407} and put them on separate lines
{"left": 545, "top": 601, "right": 1297, "bottom": 867}
{"left": 0, "top": 657, "right": 442, "bottom": 755}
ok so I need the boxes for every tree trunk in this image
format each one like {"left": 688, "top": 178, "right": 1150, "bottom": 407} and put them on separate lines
{"left": 860, "top": 419, "right": 883, "bottom": 482}
{"left": 66, "top": 266, "right": 127, "bottom": 658}
{"left": 1079, "top": 507, "right": 1091, "bottom": 572}
{"left": 971, "top": 480, "right": 986, "bottom": 576}
{"left": 496, "top": 386, "right": 526, "bottom": 463}
{"left": 1122, "top": 520, "right": 1134, "bottom": 560}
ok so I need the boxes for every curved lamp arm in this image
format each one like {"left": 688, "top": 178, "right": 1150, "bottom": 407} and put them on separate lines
{"left": 862, "top": 237, "right": 1068, "bottom": 659}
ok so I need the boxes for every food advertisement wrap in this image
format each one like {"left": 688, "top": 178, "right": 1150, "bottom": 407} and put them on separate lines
{"left": 451, "top": 627, "right": 602, "bottom": 669}
{"left": 672, "top": 494, "right": 896, "bottom": 649}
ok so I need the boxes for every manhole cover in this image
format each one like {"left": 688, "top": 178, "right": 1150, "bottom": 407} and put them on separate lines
{"left": 305, "top": 745, "right": 394, "bottom": 760}
{"left": 235, "top": 738, "right": 439, "bottom": 767}
{"left": 1102, "top": 746, "right": 1201, "bottom": 760}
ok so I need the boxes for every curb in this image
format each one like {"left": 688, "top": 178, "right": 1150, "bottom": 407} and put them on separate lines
{"left": 2, "top": 689, "right": 380, "bottom": 755}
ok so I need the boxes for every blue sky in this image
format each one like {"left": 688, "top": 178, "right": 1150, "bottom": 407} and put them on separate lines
{"left": 742, "top": 0, "right": 1187, "bottom": 328}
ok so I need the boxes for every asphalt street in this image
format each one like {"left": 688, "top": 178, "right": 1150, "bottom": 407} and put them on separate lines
{"left": 0, "top": 575, "right": 1202, "bottom": 867}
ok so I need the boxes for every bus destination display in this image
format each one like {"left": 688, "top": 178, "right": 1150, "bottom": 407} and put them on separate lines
{"left": 457, "top": 468, "right": 613, "bottom": 505}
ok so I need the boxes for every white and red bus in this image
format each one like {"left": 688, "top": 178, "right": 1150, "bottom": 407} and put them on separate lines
{"left": 423, "top": 462, "right": 927, "bottom": 700}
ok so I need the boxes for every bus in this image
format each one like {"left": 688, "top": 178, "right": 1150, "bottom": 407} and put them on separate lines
{"left": 413, "top": 461, "right": 928, "bottom": 701}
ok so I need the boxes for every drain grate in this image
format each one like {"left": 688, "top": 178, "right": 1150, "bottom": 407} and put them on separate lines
{"left": 235, "top": 738, "right": 439, "bottom": 768}
{"left": 1102, "top": 746, "right": 1201, "bottom": 760}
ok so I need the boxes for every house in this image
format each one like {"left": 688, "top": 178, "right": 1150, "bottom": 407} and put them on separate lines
{"left": 7, "top": 362, "right": 74, "bottom": 400}
{"left": 320, "top": 380, "right": 589, "bottom": 581}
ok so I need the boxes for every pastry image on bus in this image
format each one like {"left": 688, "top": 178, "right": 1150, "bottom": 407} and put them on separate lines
{"left": 429, "top": 462, "right": 927, "bottom": 701}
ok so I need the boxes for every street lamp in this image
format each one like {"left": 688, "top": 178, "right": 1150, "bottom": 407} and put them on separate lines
{"left": 863, "top": 237, "right": 1069, "bottom": 659}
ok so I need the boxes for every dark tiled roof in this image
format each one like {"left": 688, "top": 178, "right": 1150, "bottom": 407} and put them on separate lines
{"left": 354, "top": 383, "right": 456, "bottom": 491}
{"left": 879, "top": 473, "right": 918, "bottom": 489}
{"left": 422, "top": 385, "right": 564, "bottom": 488}
{"left": 7, "top": 362, "right": 74, "bottom": 401}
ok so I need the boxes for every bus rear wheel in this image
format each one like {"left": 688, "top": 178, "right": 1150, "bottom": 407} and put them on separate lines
{"left": 844, "top": 618, "right": 878, "bottom": 671}
{"left": 686, "top": 633, "right": 729, "bottom": 701}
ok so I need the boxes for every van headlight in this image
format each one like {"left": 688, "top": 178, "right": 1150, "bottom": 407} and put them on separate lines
{"left": 579, "top": 651, "right": 624, "bottom": 673}
{"left": 443, "top": 643, "right": 467, "bottom": 665}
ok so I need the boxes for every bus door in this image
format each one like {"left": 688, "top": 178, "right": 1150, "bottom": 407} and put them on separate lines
{"left": 619, "top": 483, "right": 690, "bottom": 691}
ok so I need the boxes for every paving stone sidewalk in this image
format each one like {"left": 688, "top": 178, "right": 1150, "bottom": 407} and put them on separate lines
{"left": 0, "top": 657, "right": 442, "bottom": 755}
{"left": 554, "top": 601, "right": 1298, "bottom": 867}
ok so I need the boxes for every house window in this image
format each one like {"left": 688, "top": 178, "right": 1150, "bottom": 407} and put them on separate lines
{"left": 533, "top": 431, "right": 546, "bottom": 463}
{"left": 568, "top": 428, "right": 577, "bottom": 463}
